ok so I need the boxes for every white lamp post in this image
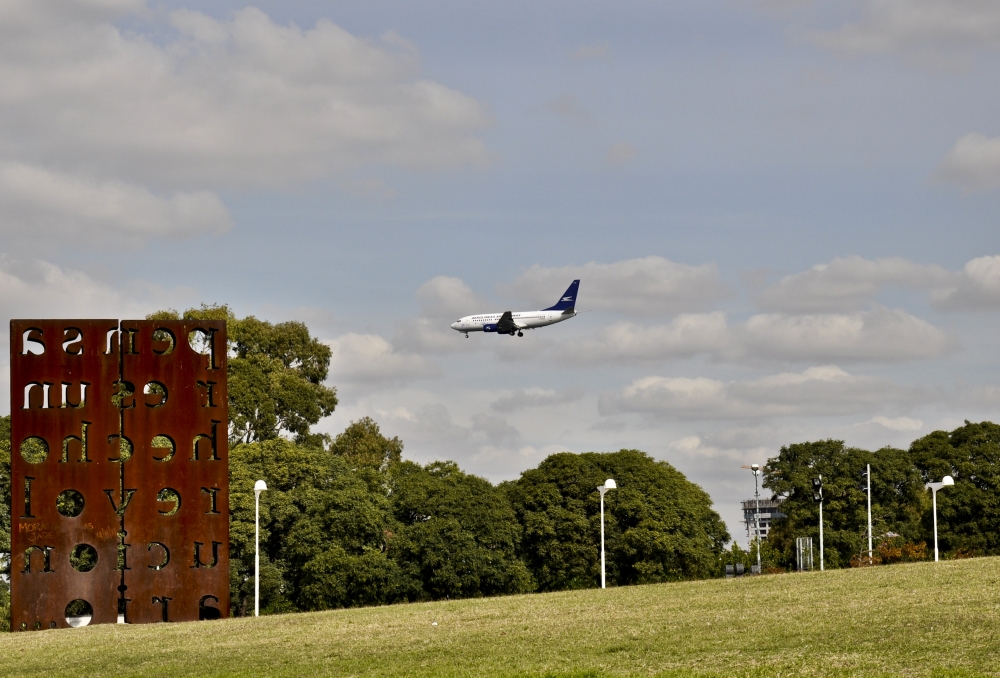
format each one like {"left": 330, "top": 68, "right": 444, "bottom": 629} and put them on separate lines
{"left": 925, "top": 475, "right": 954, "bottom": 562}
{"left": 254, "top": 479, "right": 268, "bottom": 617}
{"left": 597, "top": 479, "right": 616, "bottom": 589}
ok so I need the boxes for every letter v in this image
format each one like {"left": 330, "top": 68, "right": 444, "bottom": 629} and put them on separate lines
{"left": 104, "top": 489, "right": 137, "bottom": 516}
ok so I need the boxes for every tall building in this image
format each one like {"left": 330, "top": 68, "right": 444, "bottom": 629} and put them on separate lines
{"left": 742, "top": 496, "right": 786, "bottom": 541}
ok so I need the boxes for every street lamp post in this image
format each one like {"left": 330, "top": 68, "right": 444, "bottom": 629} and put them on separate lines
{"left": 254, "top": 479, "right": 268, "bottom": 617}
{"left": 597, "top": 479, "right": 617, "bottom": 589}
{"left": 812, "top": 475, "right": 824, "bottom": 571}
{"left": 925, "top": 475, "right": 954, "bottom": 562}
{"left": 862, "top": 464, "right": 872, "bottom": 562}
{"left": 740, "top": 464, "right": 764, "bottom": 573}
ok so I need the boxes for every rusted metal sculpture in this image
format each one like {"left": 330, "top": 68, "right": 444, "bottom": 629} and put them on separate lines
{"left": 10, "top": 319, "right": 229, "bottom": 630}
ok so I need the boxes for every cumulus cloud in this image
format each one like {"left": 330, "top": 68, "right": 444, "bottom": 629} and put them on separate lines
{"left": 558, "top": 313, "right": 732, "bottom": 364}
{"left": 551, "top": 307, "right": 951, "bottom": 366}
{"left": 0, "top": 2, "right": 491, "bottom": 250}
{"left": 504, "top": 257, "right": 730, "bottom": 316}
{"left": 740, "top": 306, "right": 955, "bottom": 362}
{"left": 0, "top": 163, "right": 231, "bottom": 245}
{"left": 327, "top": 333, "right": 438, "bottom": 385}
{"left": 0, "top": 4, "right": 491, "bottom": 191}
{"left": 490, "top": 386, "right": 585, "bottom": 413}
{"left": 393, "top": 276, "right": 492, "bottom": 354}
{"left": 756, "top": 255, "right": 951, "bottom": 312}
{"left": 600, "top": 366, "right": 927, "bottom": 420}
{"left": 935, "top": 133, "right": 1000, "bottom": 192}
{"left": 805, "top": 0, "right": 1000, "bottom": 65}
{"left": 932, "top": 255, "right": 1000, "bottom": 310}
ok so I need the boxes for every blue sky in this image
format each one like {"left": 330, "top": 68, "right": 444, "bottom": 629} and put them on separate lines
{"left": 3, "top": 0, "right": 1000, "bottom": 541}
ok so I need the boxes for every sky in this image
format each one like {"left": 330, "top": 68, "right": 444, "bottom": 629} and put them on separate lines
{"left": 3, "top": 0, "right": 1000, "bottom": 543}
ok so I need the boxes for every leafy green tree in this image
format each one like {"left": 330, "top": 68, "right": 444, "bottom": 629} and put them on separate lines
{"left": 909, "top": 421, "right": 1000, "bottom": 557}
{"left": 388, "top": 460, "right": 534, "bottom": 600}
{"left": 764, "top": 440, "right": 925, "bottom": 569}
{"left": 503, "top": 450, "right": 729, "bottom": 591}
{"left": 149, "top": 305, "right": 338, "bottom": 444}
{"left": 331, "top": 416, "right": 403, "bottom": 471}
{"left": 228, "top": 436, "right": 406, "bottom": 613}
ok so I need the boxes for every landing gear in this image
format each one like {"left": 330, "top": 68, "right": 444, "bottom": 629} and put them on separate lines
{"left": 464, "top": 333, "right": 469, "bottom": 338}
{"left": 517, "top": 331, "right": 523, "bottom": 337}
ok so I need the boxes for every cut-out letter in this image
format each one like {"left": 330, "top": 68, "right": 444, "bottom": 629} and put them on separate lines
{"left": 22, "top": 328, "right": 45, "bottom": 355}
{"left": 200, "top": 487, "right": 221, "bottom": 514}
{"left": 62, "top": 327, "right": 83, "bottom": 355}
{"left": 191, "top": 541, "right": 221, "bottom": 569}
{"left": 152, "top": 596, "right": 172, "bottom": 622}
{"left": 61, "top": 422, "right": 91, "bottom": 463}
{"left": 156, "top": 488, "right": 181, "bottom": 516}
{"left": 192, "top": 421, "right": 220, "bottom": 461}
{"left": 143, "top": 382, "right": 167, "bottom": 408}
{"left": 148, "top": 543, "right": 170, "bottom": 570}
{"left": 151, "top": 435, "right": 175, "bottom": 462}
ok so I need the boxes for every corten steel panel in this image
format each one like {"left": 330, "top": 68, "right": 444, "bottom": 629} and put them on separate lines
{"left": 10, "top": 320, "right": 122, "bottom": 631}
{"left": 120, "top": 320, "right": 229, "bottom": 623}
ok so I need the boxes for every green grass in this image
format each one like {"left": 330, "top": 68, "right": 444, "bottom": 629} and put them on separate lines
{"left": 3, "top": 558, "right": 1000, "bottom": 677}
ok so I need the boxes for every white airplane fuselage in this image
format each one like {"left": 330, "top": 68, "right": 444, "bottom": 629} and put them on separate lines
{"left": 450, "top": 308, "right": 577, "bottom": 334}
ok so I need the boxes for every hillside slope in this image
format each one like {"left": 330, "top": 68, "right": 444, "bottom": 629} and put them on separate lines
{"left": 2, "top": 558, "right": 999, "bottom": 677}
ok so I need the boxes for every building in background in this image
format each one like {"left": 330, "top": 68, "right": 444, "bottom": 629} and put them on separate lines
{"left": 742, "top": 497, "right": 786, "bottom": 541}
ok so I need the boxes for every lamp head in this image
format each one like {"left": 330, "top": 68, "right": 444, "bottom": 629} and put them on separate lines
{"left": 751, "top": 463, "right": 759, "bottom": 472}
{"left": 942, "top": 475, "right": 954, "bottom": 487}
{"left": 254, "top": 479, "right": 268, "bottom": 493}
{"left": 604, "top": 479, "right": 617, "bottom": 490}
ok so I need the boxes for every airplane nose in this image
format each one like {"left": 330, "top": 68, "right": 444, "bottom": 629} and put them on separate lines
{"left": 450, "top": 322, "right": 458, "bottom": 330}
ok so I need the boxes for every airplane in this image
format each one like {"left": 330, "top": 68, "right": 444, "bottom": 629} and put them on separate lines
{"left": 450, "top": 280, "right": 580, "bottom": 338}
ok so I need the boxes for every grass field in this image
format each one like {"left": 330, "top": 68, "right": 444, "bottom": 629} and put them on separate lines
{"left": 2, "top": 558, "right": 999, "bottom": 677}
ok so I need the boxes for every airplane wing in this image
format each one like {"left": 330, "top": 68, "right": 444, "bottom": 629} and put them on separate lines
{"left": 496, "top": 311, "right": 517, "bottom": 334}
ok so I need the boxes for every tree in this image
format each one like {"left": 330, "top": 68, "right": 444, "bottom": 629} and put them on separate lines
{"left": 148, "top": 304, "right": 338, "bottom": 443}
{"left": 388, "top": 460, "right": 533, "bottom": 600}
{"left": 909, "top": 421, "right": 1000, "bottom": 557}
{"left": 330, "top": 417, "right": 403, "bottom": 471}
{"left": 228, "top": 437, "right": 405, "bottom": 614}
{"left": 764, "top": 440, "right": 925, "bottom": 569}
{"left": 503, "top": 450, "right": 729, "bottom": 591}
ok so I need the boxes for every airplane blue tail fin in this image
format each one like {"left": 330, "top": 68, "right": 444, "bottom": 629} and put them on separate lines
{"left": 543, "top": 279, "right": 580, "bottom": 311}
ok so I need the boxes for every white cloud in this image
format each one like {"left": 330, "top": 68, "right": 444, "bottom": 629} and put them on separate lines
{"left": 600, "top": 366, "right": 927, "bottom": 420}
{"left": 935, "top": 133, "right": 1000, "bottom": 192}
{"left": 392, "top": 276, "right": 491, "bottom": 354}
{"left": 740, "top": 306, "right": 955, "bottom": 362}
{"left": 558, "top": 313, "right": 732, "bottom": 364}
{"left": 0, "top": 4, "right": 492, "bottom": 191}
{"left": 806, "top": 0, "right": 1000, "bottom": 64}
{"left": 932, "top": 255, "right": 1000, "bottom": 310}
{"left": 756, "top": 255, "right": 951, "bottom": 312}
{"left": 0, "top": 163, "right": 231, "bottom": 245}
{"left": 327, "top": 333, "right": 438, "bottom": 385}
{"left": 504, "top": 257, "right": 730, "bottom": 316}
{"left": 549, "top": 306, "right": 951, "bottom": 366}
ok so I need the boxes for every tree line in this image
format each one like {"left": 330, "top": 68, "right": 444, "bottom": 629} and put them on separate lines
{"left": 0, "top": 306, "right": 728, "bottom": 626}
{"left": 1, "top": 304, "right": 997, "bottom": 625}
{"left": 758, "top": 423, "right": 1000, "bottom": 570}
